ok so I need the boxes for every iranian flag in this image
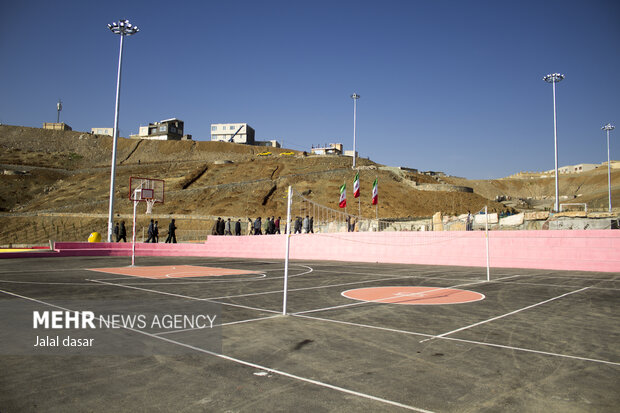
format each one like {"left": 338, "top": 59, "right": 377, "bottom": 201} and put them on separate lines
{"left": 353, "top": 172, "right": 360, "bottom": 198}
{"left": 339, "top": 183, "right": 347, "bottom": 208}
{"left": 371, "top": 178, "right": 378, "bottom": 205}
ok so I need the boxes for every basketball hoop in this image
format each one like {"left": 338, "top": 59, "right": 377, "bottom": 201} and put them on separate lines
{"left": 128, "top": 176, "right": 165, "bottom": 266}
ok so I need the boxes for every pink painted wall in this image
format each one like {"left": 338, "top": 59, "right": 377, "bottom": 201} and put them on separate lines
{"left": 4, "top": 231, "right": 619, "bottom": 273}
{"left": 198, "top": 230, "right": 619, "bottom": 272}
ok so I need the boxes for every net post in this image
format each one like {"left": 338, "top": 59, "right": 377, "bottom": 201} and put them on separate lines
{"left": 283, "top": 185, "right": 293, "bottom": 315}
{"left": 485, "top": 205, "right": 490, "bottom": 281}
{"left": 131, "top": 188, "right": 140, "bottom": 267}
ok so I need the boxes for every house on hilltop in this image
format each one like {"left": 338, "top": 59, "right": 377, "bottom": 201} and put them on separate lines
{"left": 210, "top": 123, "right": 280, "bottom": 147}
{"left": 130, "top": 118, "right": 191, "bottom": 140}
{"left": 43, "top": 122, "right": 72, "bottom": 131}
{"left": 311, "top": 143, "right": 343, "bottom": 155}
{"left": 211, "top": 123, "right": 255, "bottom": 144}
{"left": 91, "top": 127, "right": 113, "bottom": 136}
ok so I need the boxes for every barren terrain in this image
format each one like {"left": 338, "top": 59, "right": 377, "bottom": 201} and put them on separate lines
{"left": 1, "top": 125, "right": 617, "bottom": 244}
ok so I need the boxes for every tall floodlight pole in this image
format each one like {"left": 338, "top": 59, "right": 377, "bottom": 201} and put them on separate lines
{"left": 56, "top": 99, "right": 62, "bottom": 123}
{"left": 543, "top": 73, "right": 565, "bottom": 212}
{"left": 351, "top": 93, "right": 360, "bottom": 169}
{"left": 106, "top": 19, "right": 139, "bottom": 242}
{"left": 602, "top": 123, "right": 615, "bottom": 212}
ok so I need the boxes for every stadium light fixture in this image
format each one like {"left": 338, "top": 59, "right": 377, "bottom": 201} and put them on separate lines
{"left": 351, "top": 93, "right": 360, "bottom": 169}
{"left": 106, "top": 19, "right": 139, "bottom": 242}
{"left": 543, "top": 73, "right": 564, "bottom": 212}
{"left": 602, "top": 123, "right": 615, "bottom": 212}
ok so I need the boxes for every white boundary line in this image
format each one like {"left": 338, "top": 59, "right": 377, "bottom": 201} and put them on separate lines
{"left": 154, "top": 315, "right": 282, "bottom": 336}
{"left": 89, "top": 279, "right": 281, "bottom": 315}
{"left": 485, "top": 279, "right": 620, "bottom": 292}
{"left": 0, "top": 288, "right": 433, "bottom": 413}
{"left": 419, "top": 287, "right": 591, "bottom": 343}
{"left": 293, "top": 314, "right": 620, "bottom": 367}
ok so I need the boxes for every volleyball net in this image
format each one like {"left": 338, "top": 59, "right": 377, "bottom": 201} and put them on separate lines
{"left": 281, "top": 186, "right": 492, "bottom": 314}
{"left": 285, "top": 187, "right": 487, "bottom": 233}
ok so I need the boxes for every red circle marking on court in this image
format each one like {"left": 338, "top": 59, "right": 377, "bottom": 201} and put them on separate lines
{"left": 342, "top": 286, "right": 485, "bottom": 305}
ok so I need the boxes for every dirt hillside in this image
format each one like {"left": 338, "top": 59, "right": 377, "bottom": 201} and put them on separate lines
{"left": 1, "top": 124, "right": 617, "bottom": 244}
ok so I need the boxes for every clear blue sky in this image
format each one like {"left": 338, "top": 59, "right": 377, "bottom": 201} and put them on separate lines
{"left": 1, "top": 0, "right": 619, "bottom": 179}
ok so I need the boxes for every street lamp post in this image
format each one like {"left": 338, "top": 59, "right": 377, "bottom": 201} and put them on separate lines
{"left": 543, "top": 73, "right": 565, "bottom": 212}
{"left": 106, "top": 19, "right": 139, "bottom": 242}
{"left": 351, "top": 93, "right": 360, "bottom": 169}
{"left": 602, "top": 123, "right": 615, "bottom": 212}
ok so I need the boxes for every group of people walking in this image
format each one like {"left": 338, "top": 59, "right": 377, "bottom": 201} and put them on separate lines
{"left": 293, "top": 215, "right": 314, "bottom": 234}
{"left": 211, "top": 216, "right": 315, "bottom": 236}
{"left": 113, "top": 219, "right": 177, "bottom": 243}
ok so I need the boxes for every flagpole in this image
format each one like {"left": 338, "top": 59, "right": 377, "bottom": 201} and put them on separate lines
{"left": 374, "top": 176, "right": 378, "bottom": 220}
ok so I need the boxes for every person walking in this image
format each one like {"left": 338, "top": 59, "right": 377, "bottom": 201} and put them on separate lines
{"left": 263, "top": 216, "right": 270, "bottom": 235}
{"left": 235, "top": 219, "right": 241, "bottom": 236}
{"left": 309, "top": 216, "right": 314, "bottom": 233}
{"left": 303, "top": 215, "right": 309, "bottom": 233}
{"left": 145, "top": 219, "right": 155, "bottom": 243}
{"left": 154, "top": 221, "right": 159, "bottom": 243}
{"left": 114, "top": 222, "right": 120, "bottom": 242}
{"left": 217, "top": 217, "right": 225, "bottom": 236}
{"left": 274, "top": 217, "right": 281, "bottom": 234}
{"left": 247, "top": 218, "right": 253, "bottom": 235}
{"left": 254, "top": 217, "right": 262, "bottom": 235}
{"left": 165, "top": 219, "right": 177, "bottom": 243}
{"left": 294, "top": 217, "right": 302, "bottom": 234}
{"left": 224, "top": 218, "right": 232, "bottom": 235}
{"left": 119, "top": 221, "right": 127, "bottom": 242}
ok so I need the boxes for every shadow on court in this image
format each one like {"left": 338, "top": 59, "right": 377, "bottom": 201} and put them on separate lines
{"left": 0, "top": 255, "right": 618, "bottom": 412}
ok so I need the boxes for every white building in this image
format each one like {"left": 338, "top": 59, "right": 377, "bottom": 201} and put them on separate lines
{"left": 211, "top": 123, "right": 255, "bottom": 144}
{"left": 311, "top": 143, "right": 343, "bottom": 155}
{"left": 546, "top": 163, "right": 599, "bottom": 175}
{"left": 91, "top": 127, "right": 113, "bottom": 136}
{"left": 130, "top": 118, "right": 188, "bottom": 140}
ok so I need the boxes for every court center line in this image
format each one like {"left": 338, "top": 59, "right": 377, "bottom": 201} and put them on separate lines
{"left": 154, "top": 315, "right": 282, "bottom": 336}
{"left": 205, "top": 274, "right": 415, "bottom": 300}
{"left": 89, "top": 279, "right": 281, "bottom": 315}
{"left": 293, "top": 314, "right": 620, "bottom": 367}
{"left": 419, "top": 286, "right": 591, "bottom": 343}
{"left": 0, "top": 289, "right": 433, "bottom": 413}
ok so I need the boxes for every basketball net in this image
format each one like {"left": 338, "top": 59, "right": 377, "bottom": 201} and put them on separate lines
{"left": 145, "top": 199, "right": 156, "bottom": 214}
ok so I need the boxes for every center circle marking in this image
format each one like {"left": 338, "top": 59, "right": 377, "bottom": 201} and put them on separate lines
{"left": 342, "top": 286, "right": 485, "bottom": 305}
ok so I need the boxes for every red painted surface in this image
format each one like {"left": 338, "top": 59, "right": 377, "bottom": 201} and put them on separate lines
{"left": 2, "top": 230, "right": 619, "bottom": 273}
{"left": 88, "top": 265, "right": 260, "bottom": 279}
{"left": 342, "top": 286, "right": 485, "bottom": 305}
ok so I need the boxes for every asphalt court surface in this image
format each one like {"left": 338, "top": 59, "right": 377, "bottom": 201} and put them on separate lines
{"left": 0, "top": 255, "right": 618, "bottom": 412}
